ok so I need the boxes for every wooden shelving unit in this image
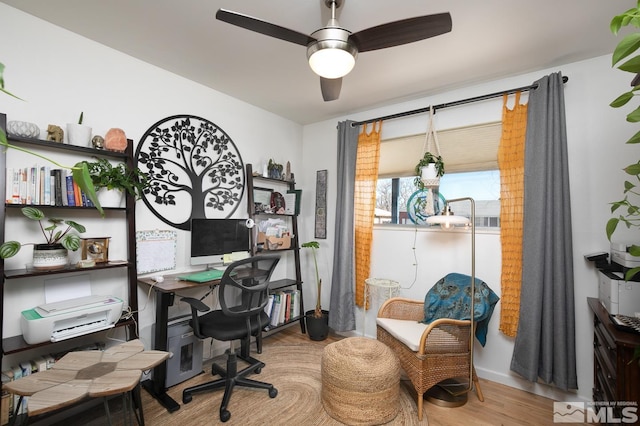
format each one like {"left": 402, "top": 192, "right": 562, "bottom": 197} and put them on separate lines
{"left": 0, "top": 112, "right": 139, "bottom": 363}
{"left": 245, "top": 163, "right": 305, "bottom": 334}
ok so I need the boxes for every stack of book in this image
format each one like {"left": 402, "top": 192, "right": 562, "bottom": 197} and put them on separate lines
{"left": 5, "top": 166, "right": 94, "bottom": 207}
{"left": 264, "top": 289, "right": 301, "bottom": 328}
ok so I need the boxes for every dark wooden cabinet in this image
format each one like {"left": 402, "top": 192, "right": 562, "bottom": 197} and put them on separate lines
{"left": 588, "top": 297, "right": 640, "bottom": 421}
{"left": 245, "top": 163, "right": 305, "bottom": 334}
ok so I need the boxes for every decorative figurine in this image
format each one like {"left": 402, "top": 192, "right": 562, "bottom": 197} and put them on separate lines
{"left": 46, "top": 125, "right": 64, "bottom": 142}
{"left": 92, "top": 135, "right": 105, "bottom": 150}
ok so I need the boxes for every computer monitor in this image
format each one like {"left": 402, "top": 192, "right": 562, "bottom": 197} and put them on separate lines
{"left": 190, "top": 218, "right": 251, "bottom": 266}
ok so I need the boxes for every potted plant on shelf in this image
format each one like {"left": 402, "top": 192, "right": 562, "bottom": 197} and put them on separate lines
{"left": 0, "top": 207, "right": 86, "bottom": 270}
{"left": 84, "top": 158, "right": 149, "bottom": 207}
{"left": 607, "top": 4, "right": 640, "bottom": 280}
{"left": 66, "top": 111, "right": 92, "bottom": 147}
{"left": 302, "top": 240, "right": 329, "bottom": 341}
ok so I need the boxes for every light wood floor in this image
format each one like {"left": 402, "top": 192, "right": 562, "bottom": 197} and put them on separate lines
{"left": 138, "top": 326, "right": 587, "bottom": 426}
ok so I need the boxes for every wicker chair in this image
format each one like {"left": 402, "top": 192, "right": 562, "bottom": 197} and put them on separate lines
{"left": 376, "top": 297, "right": 484, "bottom": 421}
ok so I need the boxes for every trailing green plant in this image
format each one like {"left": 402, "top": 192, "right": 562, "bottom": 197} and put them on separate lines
{"left": 0, "top": 207, "right": 86, "bottom": 259}
{"left": 301, "top": 240, "right": 323, "bottom": 318}
{"left": 0, "top": 62, "right": 103, "bottom": 215}
{"left": 413, "top": 151, "right": 445, "bottom": 191}
{"left": 84, "top": 157, "right": 149, "bottom": 199}
{"left": 607, "top": 2, "right": 640, "bottom": 280}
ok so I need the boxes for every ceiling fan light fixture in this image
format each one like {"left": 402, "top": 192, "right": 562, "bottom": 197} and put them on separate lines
{"left": 307, "top": 25, "right": 357, "bottom": 79}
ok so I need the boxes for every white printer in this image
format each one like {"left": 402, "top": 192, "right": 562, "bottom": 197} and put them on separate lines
{"left": 598, "top": 243, "right": 640, "bottom": 316}
{"left": 21, "top": 295, "right": 123, "bottom": 344}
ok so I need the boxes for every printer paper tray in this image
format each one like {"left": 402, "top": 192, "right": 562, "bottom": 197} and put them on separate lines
{"left": 51, "top": 322, "right": 115, "bottom": 342}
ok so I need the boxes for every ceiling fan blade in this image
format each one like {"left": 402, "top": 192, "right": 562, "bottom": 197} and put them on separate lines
{"left": 321, "top": 77, "right": 342, "bottom": 102}
{"left": 349, "top": 12, "right": 452, "bottom": 52}
{"left": 216, "top": 9, "right": 315, "bottom": 46}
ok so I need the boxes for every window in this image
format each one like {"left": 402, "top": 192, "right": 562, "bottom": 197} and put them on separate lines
{"left": 375, "top": 122, "right": 501, "bottom": 228}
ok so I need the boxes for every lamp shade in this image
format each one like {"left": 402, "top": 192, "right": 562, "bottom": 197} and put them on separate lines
{"left": 426, "top": 204, "right": 470, "bottom": 229}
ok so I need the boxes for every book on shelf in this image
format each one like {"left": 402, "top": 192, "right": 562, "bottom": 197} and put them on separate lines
{"left": 65, "top": 172, "right": 75, "bottom": 206}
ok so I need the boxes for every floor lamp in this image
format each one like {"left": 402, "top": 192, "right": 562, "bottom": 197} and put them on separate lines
{"left": 426, "top": 196, "right": 476, "bottom": 403}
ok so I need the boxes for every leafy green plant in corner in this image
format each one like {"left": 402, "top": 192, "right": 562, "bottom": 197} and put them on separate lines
{"left": 607, "top": 2, "right": 640, "bottom": 280}
{"left": 0, "top": 63, "right": 104, "bottom": 215}
{"left": 0, "top": 207, "right": 86, "bottom": 259}
{"left": 302, "top": 241, "right": 323, "bottom": 318}
{"left": 84, "top": 157, "right": 149, "bottom": 199}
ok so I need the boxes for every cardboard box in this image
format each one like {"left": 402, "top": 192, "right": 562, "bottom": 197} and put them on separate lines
{"left": 257, "top": 232, "right": 291, "bottom": 250}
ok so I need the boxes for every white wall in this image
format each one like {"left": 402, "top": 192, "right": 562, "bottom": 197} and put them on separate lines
{"left": 300, "top": 55, "right": 636, "bottom": 403}
{"left": 0, "top": 4, "right": 303, "bottom": 366}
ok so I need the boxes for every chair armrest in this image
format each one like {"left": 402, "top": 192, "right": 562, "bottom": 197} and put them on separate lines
{"left": 377, "top": 297, "right": 425, "bottom": 321}
{"left": 181, "top": 297, "right": 210, "bottom": 340}
{"left": 419, "top": 318, "right": 472, "bottom": 356}
{"left": 181, "top": 297, "right": 210, "bottom": 312}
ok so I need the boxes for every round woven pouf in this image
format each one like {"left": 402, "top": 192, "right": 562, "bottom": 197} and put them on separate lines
{"left": 321, "top": 337, "right": 400, "bottom": 425}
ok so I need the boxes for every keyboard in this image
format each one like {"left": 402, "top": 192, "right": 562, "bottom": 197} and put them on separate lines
{"left": 178, "top": 269, "right": 224, "bottom": 283}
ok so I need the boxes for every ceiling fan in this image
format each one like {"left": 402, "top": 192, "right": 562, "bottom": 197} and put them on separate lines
{"left": 216, "top": 0, "right": 452, "bottom": 102}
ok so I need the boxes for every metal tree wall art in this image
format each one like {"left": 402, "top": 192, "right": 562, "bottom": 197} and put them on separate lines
{"left": 136, "top": 115, "right": 245, "bottom": 230}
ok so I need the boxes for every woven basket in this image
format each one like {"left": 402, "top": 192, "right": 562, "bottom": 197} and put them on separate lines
{"left": 321, "top": 337, "right": 400, "bottom": 425}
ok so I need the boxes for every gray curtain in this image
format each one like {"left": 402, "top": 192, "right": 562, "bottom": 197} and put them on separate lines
{"left": 328, "top": 120, "right": 359, "bottom": 332}
{"left": 510, "top": 72, "right": 577, "bottom": 390}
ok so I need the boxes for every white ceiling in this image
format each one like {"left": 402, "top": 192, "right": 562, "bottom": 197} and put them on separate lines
{"left": 0, "top": 0, "right": 626, "bottom": 125}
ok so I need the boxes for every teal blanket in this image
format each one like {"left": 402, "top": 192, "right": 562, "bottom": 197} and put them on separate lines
{"left": 421, "top": 273, "right": 499, "bottom": 346}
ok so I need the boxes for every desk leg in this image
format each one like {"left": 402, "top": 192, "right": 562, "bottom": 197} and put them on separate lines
{"left": 141, "top": 290, "right": 180, "bottom": 413}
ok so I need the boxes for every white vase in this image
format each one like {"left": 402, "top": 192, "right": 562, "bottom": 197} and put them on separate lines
{"left": 97, "top": 188, "right": 125, "bottom": 208}
{"left": 420, "top": 164, "right": 438, "bottom": 181}
{"left": 66, "top": 123, "right": 92, "bottom": 147}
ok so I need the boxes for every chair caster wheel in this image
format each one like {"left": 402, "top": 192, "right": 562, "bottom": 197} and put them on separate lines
{"left": 269, "top": 387, "right": 278, "bottom": 398}
{"left": 220, "top": 409, "right": 231, "bottom": 422}
{"left": 255, "top": 367, "right": 262, "bottom": 374}
{"left": 183, "top": 393, "right": 192, "bottom": 404}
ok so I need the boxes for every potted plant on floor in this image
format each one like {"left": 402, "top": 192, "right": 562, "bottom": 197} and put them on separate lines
{"left": 302, "top": 240, "right": 329, "bottom": 340}
{"left": 84, "top": 157, "right": 149, "bottom": 207}
{"left": 0, "top": 207, "right": 86, "bottom": 269}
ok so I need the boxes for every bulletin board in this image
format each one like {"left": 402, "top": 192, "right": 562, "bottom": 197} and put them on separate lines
{"left": 136, "top": 230, "right": 177, "bottom": 274}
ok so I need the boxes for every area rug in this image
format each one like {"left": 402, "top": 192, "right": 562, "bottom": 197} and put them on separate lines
{"left": 147, "top": 343, "right": 428, "bottom": 425}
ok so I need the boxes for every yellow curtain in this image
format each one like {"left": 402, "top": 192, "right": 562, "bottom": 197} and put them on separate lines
{"left": 498, "top": 92, "right": 527, "bottom": 337}
{"left": 354, "top": 121, "right": 382, "bottom": 308}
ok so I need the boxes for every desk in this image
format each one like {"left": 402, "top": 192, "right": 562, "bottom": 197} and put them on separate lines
{"left": 137, "top": 272, "right": 220, "bottom": 413}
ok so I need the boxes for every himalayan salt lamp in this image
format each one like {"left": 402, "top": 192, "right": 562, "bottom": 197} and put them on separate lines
{"left": 104, "top": 128, "right": 128, "bottom": 152}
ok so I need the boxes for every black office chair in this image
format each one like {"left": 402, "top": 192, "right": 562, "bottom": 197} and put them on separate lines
{"left": 181, "top": 254, "right": 280, "bottom": 422}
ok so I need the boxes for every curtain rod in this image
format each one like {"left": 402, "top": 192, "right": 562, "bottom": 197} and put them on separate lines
{"left": 350, "top": 75, "right": 569, "bottom": 127}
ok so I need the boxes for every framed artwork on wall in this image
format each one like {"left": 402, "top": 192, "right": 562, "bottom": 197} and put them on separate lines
{"left": 315, "top": 170, "right": 327, "bottom": 239}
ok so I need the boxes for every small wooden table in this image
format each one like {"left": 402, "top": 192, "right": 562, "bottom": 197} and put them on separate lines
{"left": 3, "top": 339, "right": 169, "bottom": 425}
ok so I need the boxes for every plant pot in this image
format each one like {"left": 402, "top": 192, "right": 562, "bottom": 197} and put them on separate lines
{"left": 420, "top": 164, "right": 440, "bottom": 188}
{"left": 66, "top": 123, "right": 92, "bottom": 147}
{"left": 305, "top": 309, "right": 329, "bottom": 341}
{"left": 32, "top": 244, "right": 68, "bottom": 270}
{"left": 97, "top": 188, "right": 125, "bottom": 208}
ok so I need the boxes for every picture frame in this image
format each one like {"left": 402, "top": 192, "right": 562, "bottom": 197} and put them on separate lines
{"left": 253, "top": 186, "right": 273, "bottom": 212}
{"left": 81, "top": 237, "right": 111, "bottom": 263}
